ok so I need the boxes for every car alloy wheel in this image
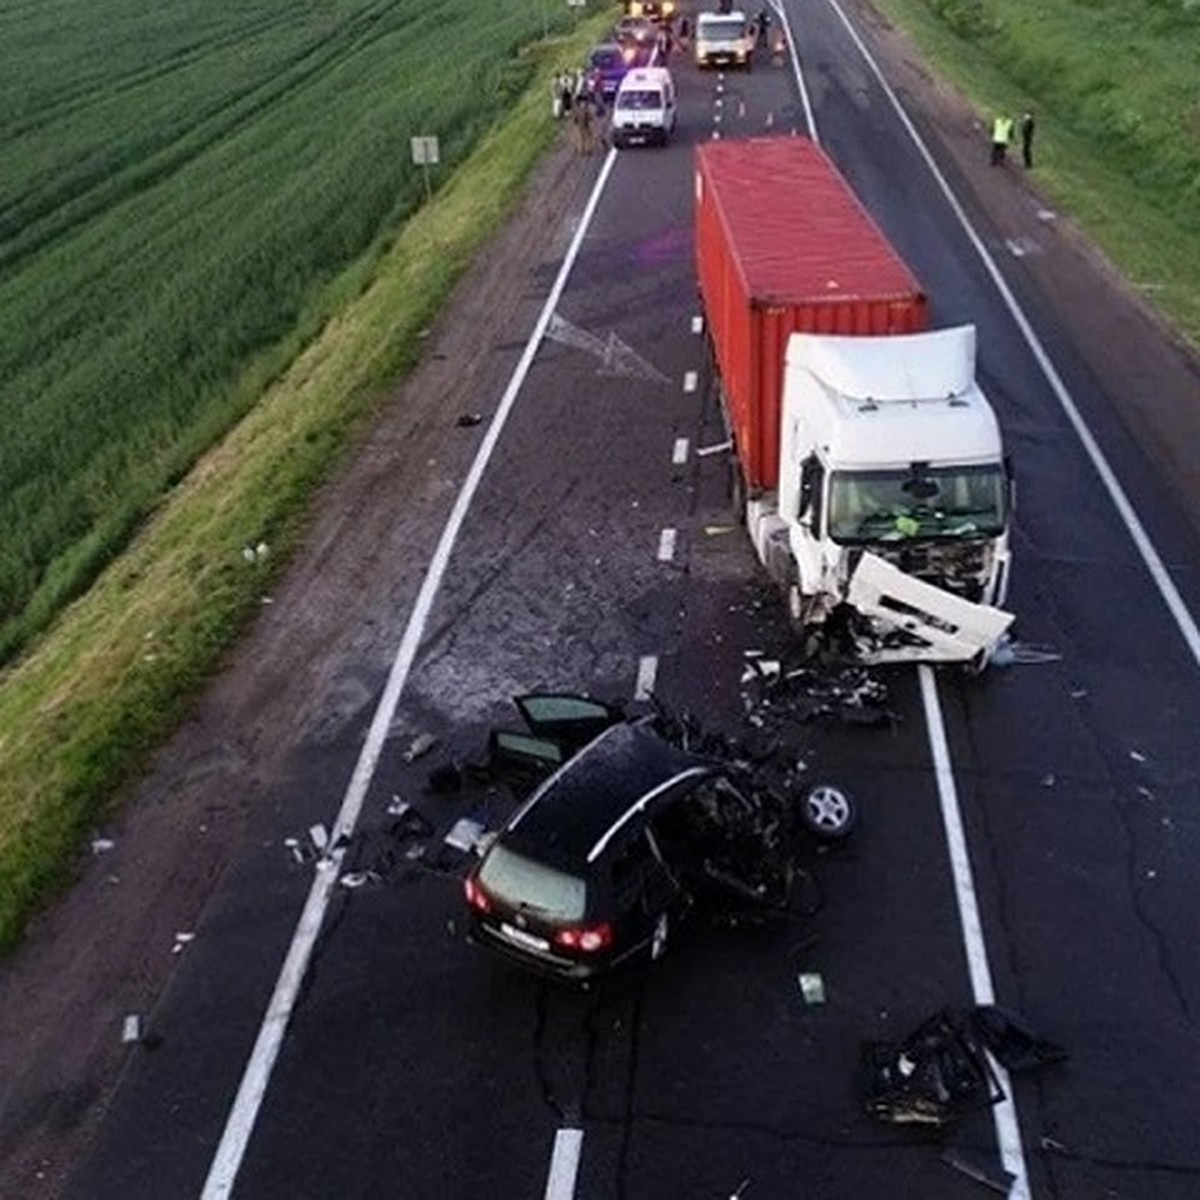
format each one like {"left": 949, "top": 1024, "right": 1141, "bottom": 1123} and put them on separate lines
{"left": 799, "top": 783, "right": 856, "bottom": 840}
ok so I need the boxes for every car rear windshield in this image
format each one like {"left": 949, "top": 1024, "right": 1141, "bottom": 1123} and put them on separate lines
{"left": 591, "top": 48, "right": 622, "bottom": 69}
{"left": 478, "top": 845, "right": 587, "bottom": 921}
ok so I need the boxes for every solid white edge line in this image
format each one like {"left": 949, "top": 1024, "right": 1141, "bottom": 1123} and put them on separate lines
{"left": 672, "top": 436, "right": 690, "bottom": 464}
{"left": 774, "top": 1, "right": 817, "bottom": 141}
{"left": 825, "top": 0, "right": 1200, "bottom": 669}
{"left": 199, "top": 148, "right": 621, "bottom": 1200}
{"left": 544, "top": 1128, "right": 584, "bottom": 1200}
{"left": 919, "top": 667, "right": 1029, "bottom": 1199}
{"left": 634, "top": 655, "right": 658, "bottom": 701}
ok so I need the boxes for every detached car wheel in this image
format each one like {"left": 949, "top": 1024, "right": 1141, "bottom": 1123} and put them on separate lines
{"left": 797, "top": 783, "right": 857, "bottom": 841}
{"left": 650, "top": 912, "right": 670, "bottom": 961}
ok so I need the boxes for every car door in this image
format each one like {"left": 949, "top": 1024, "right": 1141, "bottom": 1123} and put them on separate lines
{"left": 512, "top": 693, "right": 625, "bottom": 751}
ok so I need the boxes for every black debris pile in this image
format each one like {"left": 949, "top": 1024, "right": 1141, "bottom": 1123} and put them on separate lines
{"left": 740, "top": 656, "right": 898, "bottom": 732}
{"left": 863, "top": 1006, "right": 1066, "bottom": 1127}
{"left": 336, "top": 800, "right": 435, "bottom": 889}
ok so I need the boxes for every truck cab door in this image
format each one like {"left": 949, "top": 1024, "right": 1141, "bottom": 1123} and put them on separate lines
{"left": 790, "top": 453, "right": 826, "bottom": 596}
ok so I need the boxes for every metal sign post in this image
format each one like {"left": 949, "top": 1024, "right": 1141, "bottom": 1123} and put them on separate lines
{"left": 410, "top": 135, "right": 440, "bottom": 201}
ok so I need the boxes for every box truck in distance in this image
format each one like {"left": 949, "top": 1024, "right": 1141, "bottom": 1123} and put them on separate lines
{"left": 694, "top": 136, "right": 1014, "bottom": 665}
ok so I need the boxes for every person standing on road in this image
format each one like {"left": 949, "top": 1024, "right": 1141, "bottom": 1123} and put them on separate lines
{"left": 990, "top": 113, "right": 1014, "bottom": 165}
{"left": 1020, "top": 110, "right": 1036, "bottom": 168}
{"left": 757, "top": 4, "right": 771, "bottom": 51}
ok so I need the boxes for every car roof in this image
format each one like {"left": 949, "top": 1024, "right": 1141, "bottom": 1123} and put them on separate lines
{"left": 621, "top": 67, "right": 671, "bottom": 88}
{"left": 504, "top": 723, "right": 711, "bottom": 869}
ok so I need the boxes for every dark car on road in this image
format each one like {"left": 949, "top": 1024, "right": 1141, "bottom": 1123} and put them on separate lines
{"left": 586, "top": 42, "right": 633, "bottom": 101}
{"left": 465, "top": 706, "right": 855, "bottom": 980}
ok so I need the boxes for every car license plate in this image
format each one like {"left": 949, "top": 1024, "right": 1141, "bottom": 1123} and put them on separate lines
{"left": 500, "top": 923, "right": 550, "bottom": 953}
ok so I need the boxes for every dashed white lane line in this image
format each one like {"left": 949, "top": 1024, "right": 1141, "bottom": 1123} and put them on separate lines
{"left": 682, "top": 370, "right": 698, "bottom": 393}
{"left": 634, "top": 655, "right": 658, "bottom": 701}
{"left": 657, "top": 527, "right": 678, "bottom": 562}
{"left": 690, "top": 314, "right": 704, "bottom": 334}
{"left": 544, "top": 1128, "right": 584, "bottom": 1200}
{"left": 919, "top": 665, "right": 1030, "bottom": 1199}
{"left": 672, "top": 437, "right": 690, "bottom": 464}
{"left": 198, "top": 147, "right": 625, "bottom": 1200}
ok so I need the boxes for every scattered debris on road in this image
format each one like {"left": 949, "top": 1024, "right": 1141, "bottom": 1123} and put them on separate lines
{"left": 863, "top": 1005, "right": 1066, "bottom": 1126}
{"left": 121, "top": 1015, "right": 142, "bottom": 1044}
{"left": 90, "top": 837, "right": 115, "bottom": 855}
{"left": 171, "top": 932, "right": 196, "bottom": 955}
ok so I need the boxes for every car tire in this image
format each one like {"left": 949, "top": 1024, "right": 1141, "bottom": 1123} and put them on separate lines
{"left": 797, "top": 782, "right": 857, "bottom": 841}
{"left": 650, "top": 912, "right": 670, "bottom": 961}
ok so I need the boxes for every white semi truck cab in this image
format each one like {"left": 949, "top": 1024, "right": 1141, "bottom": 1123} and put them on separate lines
{"left": 749, "top": 326, "right": 1015, "bottom": 664}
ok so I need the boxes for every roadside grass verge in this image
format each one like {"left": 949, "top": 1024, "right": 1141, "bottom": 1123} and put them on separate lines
{"left": 0, "top": 12, "right": 612, "bottom": 952}
{"left": 871, "top": 0, "right": 1200, "bottom": 348}
{"left": 0, "top": 0, "right": 581, "bottom": 666}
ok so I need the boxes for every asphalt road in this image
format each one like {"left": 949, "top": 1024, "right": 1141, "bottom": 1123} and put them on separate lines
{"left": 66, "top": 2, "right": 1200, "bottom": 1198}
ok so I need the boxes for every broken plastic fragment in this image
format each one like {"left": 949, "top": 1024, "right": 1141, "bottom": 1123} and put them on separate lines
{"left": 308, "top": 823, "right": 329, "bottom": 852}
{"left": 444, "top": 817, "right": 486, "bottom": 855}
{"left": 1129, "top": 749, "right": 1147, "bottom": 763}
{"left": 387, "top": 795, "right": 411, "bottom": 817}
{"left": 798, "top": 973, "right": 825, "bottom": 1004}
{"left": 339, "top": 871, "right": 381, "bottom": 890}
{"left": 403, "top": 732, "right": 439, "bottom": 763}
{"left": 940, "top": 1148, "right": 1016, "bottom": 1194}
{"left": 456, "top": 413, "right": 483, "bottom": 427}
{"left": 91, "top": 837, "right": 115, "bottom": 855}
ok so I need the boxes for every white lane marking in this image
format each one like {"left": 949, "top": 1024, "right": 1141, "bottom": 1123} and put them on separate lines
{"left": 775, "top": 1, "right": 818, "bottom": 140}
{"left": 672, "top": 437, "right": 689, "bottom": 465}
{"left": 200, "top": 149, "right": 623, "bottom": 1200}
{"left": 683, "top": 370, "right": 698, "bottom": 393}
{"left": 690, "top": 314, "right": 704, "bottom": 334}
{"left": 634, "top": 655, "right": 658, "bottom": 701}
{"left": 827, "top": 0, "right": 1200, "bottom": 668}
{"left": 696, "top": 439, "right": 731, "bottom": 457}
{"left": 544, "top": 1128, "right": 584, "bottom": 1200}
{"left": 919, "top": 666, "right": 1030, "bottom": 1199}
{"left": 657, "top": 527, "right": 678, "bottom": 562}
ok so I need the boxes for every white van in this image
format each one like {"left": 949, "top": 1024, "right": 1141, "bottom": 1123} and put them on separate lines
{"left": 695, "top": 11, "right": 752, "bottom": 69}
{"left": 611, "top": 67, "right": 677, "bottom": 147}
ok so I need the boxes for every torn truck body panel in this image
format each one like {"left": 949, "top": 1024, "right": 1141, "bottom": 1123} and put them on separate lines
{"left": 845, "top": 552, "right": 1014, "bottom": 664}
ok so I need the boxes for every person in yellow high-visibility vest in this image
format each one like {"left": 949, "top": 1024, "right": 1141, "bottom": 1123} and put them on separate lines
{"left": 990, "top": 114, "right": 1015, "bottom": 165}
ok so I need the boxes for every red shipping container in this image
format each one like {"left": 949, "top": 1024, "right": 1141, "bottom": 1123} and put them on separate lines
{"left": 695, "top": 136, "right": 928, "bottom": 491}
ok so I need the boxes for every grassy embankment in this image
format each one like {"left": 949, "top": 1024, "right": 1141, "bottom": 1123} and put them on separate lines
{"left": 0, "top": 0, "right": 611, "bottom": 950}
{"left": 871, "top": 0, "right": 1200, "bottom": 349}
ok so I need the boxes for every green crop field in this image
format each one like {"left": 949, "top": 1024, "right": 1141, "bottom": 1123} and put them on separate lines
{"left": 0, "top": 0, "right": 577, "bottom": 666}
{"left": 872, "top": 0, "right": 1200, "bottom": 346}
{"left": 0, "top": 0, "right": 609, "bottom": 949}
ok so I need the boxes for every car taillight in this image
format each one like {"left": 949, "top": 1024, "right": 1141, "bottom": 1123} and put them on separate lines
{"left": 553, "top": 923, "right": 613, "bottom": 953}
{"left": 464, "top": 876, "right": 492, "bottom": 914}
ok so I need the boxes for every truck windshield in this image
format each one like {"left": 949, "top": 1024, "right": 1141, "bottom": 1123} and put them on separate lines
{"left": 699, "top": 17, "right": 745, "bottom": 38}
{"left": 827, "top": 465, "right": 1006, "bottom": 543}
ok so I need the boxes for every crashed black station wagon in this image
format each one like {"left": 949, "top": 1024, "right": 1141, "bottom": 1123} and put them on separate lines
{"left": 465, "top": 722, "right": 708, "bottom": 979}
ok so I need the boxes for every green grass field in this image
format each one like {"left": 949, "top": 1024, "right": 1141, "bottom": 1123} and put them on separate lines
{"left": 872, "top": 0, "right": 1200, "bottom": 345}
{"left": 0, "top": 0, "right": 610, "bottom": 949}
{"left": 0, "top": 0, "right": 579, "bottom": 666}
